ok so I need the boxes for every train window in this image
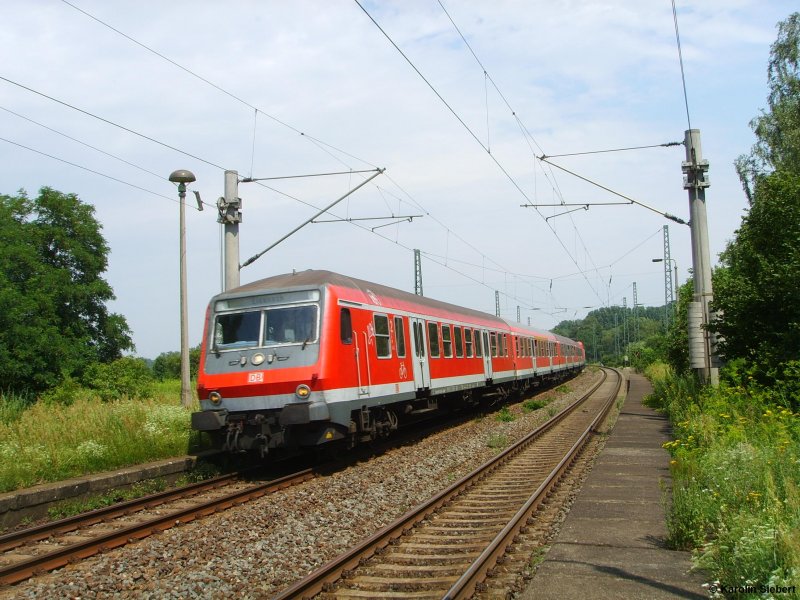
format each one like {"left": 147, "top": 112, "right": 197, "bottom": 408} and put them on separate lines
{"left": 442, "top": 325, "right": 453, "bottom": 358}
{"left": 264, "top": 305, "right": 318, "bottom": 347}
{"left": 465, "top": 329, "right": 473, "bottom": 357}
{"left": 214, "top": 310, "right": 261, "bottom": 350}
{"left": 374, "top": 314, "right": 391, "bottom": 358}
{"left": 454, "top": 327, "right": 464, "bottom": 358}
{"left": 490, "top": 332, "right": 498, "bottom": 357}
{"left": 428, "top": 322, "right": 440, "bottom": 358}
{"left": 502, "top": 334, "right": 508, "bottom": 357}
{"left": 394, "top": 316, "right": 406, "bottom": 358}
{"left": 475, "top": 330, "right": 482, "bottom": 357}
{"left": 340, "top": 308, "right": 352, "bottom": 344}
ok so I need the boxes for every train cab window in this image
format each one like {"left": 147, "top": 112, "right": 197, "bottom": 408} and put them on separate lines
{"left": 374, "top": 314, "right": 391, "bottom": 358}
{"left": 475, "top": 330, "right": 483, "bottom": 357}
{"left": 465, "top": 329, "right": 473, "bottom": 358}
{"left": 340, "top": 308, "right": 352, "bottom": 344}
{"left": 394, "top": 316, "right": 406, "bottom": 358}
{"left": 264, "top": 305, "right": 318, "bottom": 347}
{"left": 442, "top": 325, "right": 453, "bottom": 358}
{"left": 428, "top": 322, "right": 441, "bottom": 358}
{"left": 490, "top": 332, "right": 498, "bottom": 357}
{"left": 214, "top": 310, "right": 261, "bottom": 350}
{"left": 454, "top": 327, "right": 464, "bottom": 358}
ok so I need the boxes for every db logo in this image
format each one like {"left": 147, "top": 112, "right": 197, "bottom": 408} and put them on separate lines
{"left": 248, "top": 372, "right": 264, "bottom": 383}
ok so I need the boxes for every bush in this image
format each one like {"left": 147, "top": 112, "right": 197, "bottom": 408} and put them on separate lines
{"left": 82, "top": 357, "right": 155, "bottom": 401}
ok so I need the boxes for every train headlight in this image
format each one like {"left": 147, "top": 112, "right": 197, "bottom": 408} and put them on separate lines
{"left": 295, "top": 384, "right": 311, "bottom": 400}
{"left": 209, "top": 391, "right": 222, "bottom": 405}
{"left": 251, "top": 353, "right": 265, "bottom": 366}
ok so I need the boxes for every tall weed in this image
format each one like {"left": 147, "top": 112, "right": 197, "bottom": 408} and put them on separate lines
{"left": 654, "top": 365, "right": 800, "bottom": 591}
{"left": 0, "top": 380, "right": 207, "bottom": 492}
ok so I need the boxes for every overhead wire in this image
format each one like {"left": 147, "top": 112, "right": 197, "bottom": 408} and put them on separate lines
{"left": 0, "top": 136, "right": 192, "bottom": 207}
{"left": 59, "top": 0, "right": 531, "bottom": 304}
{"left": 429, "top": 1, "right": 606, "bottom": 303}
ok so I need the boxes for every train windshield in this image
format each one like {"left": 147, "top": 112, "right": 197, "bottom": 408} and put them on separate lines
{"left": 213, "top": 304, "right": 318, "bottom": 351}
{"left": 264, "top": 305, "right": 317, "bottom": 346}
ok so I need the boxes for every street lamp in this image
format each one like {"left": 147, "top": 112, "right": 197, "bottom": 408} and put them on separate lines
{"left": 169, "top": 169, "right": 196, "bottom": 409}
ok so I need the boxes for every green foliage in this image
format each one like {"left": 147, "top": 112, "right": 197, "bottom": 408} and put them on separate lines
{"left": 665, "top": 281, "right": 693, "bottom": 375}
{"left": 717, "top": 12, "right": 800, "bottom": 382}
{"left": 81, "top": 356, "right": 155, "bottom": 401}
{"left": 553, "top": 304, "right": 673, "bottom": 367}
{"left": 0, "top": 390, "right": 33, "bottom": 424}
{"left": 0, "top": 188, "right": 133, "bottom": 393}
{"left": 522, "top": 398, "right": 548, "bottom": 412}
{"left": 736, "top": 12, "right": 800, "bottom": 198}
{"left": 649, "top": 366, "right": 800, "bottom": 590}
{"left": 494, "top": 406, "right": 515, "bottom": 422}
{"left": 0, "top": 386, "right": 208, "bottom": 492}
{"left": 152, "top": 346, "right": 201, "bottom": 380}
{"left": 712, "top": 170, "right": 800, "bottom": 368}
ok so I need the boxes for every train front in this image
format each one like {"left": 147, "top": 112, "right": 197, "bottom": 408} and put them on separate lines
{"left": 193, "top": 283, "right": 333, "bottom": 456}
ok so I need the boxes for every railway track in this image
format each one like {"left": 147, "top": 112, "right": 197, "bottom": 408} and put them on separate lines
{"left": 276, "top": 367, "right": 622, "bottom": 600}
{"left": 0, "top": 468, "right": 314, "bottom": 585}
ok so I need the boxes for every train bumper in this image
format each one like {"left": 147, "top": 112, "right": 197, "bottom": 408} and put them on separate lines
{"left": 191, "top": 409, "right": 228, "bottom": 431}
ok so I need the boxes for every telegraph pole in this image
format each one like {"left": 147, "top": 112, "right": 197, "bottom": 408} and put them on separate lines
{"left": 218, "top": 170, "right": 242, "bottom": 291}
{"left": 683, "top": 129, "right": 719, "bottom": 385}
{"left": 495, "top": 291, "right": 500, "bottom": 317}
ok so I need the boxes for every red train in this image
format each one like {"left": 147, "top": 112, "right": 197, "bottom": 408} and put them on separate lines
{"left": 193, "top": 270, "right": 585, "bottom": 456}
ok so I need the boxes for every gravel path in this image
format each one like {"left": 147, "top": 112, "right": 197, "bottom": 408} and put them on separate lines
{"left": 4, "top": 369, "right": 601, "bottom": 599}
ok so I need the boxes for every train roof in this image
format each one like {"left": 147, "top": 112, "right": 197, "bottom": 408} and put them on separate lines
{"left": 222, "top": 270, "right": 571, "bottom": 342}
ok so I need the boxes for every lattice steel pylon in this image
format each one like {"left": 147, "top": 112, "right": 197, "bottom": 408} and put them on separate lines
{"left": 663, "top": 225, "right": 674, "bottom": 328}
{"left": 414, "top": 249, "right": 423, "bottom": 296}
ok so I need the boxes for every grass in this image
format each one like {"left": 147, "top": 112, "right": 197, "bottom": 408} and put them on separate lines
{"left": 487, "top": 433, "right": 509, "bottom": 449}
{"left": 645, "top": 361, "right": 800, "bottom": 593}
{"left": 494, "top": 406, "right": 515, "bottom": 422}
{"left": 522, "top": 398, "right": 548, "bottom": 412}
{"left": 0, "top": 380, "right": 210, "bottom": 493}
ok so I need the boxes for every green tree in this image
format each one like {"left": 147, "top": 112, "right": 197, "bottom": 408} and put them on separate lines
{"left": 152, "top": 346, "right": 201, "bottom": 380}
{"left": 713, "top": 13, "right": 800, "bottom": 368}
{"left": 735, "top": 13, "right": 800, "bottom": 200}
{"left": 0, "top": 188, "right": 133, "bottom": 393}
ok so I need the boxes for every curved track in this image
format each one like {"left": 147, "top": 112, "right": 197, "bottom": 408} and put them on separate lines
{"left": 0, "top": 469, "right": 314, "bottom": 585}
{"left": 276, "top": 367, "right": 622, "bottom": 600}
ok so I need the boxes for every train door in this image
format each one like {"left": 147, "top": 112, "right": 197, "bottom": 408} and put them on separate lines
{"left": 409, "top": 317, "right": 430, "bottom": 390}
{"left": 481, "top": 330, "right": 493, "bottom": 380}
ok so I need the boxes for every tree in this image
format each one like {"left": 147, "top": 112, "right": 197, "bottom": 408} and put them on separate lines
{"left": 713, "top": 13, "right": 800, "bottom": 368}
{"left": 152, "top": 346, "right": 201, "bottom": 380}
{"left": 0, "top": 188, "right": 133, "bottom": 393}
{"left": 735, "top": 13, "right": 800, "bottom": 200}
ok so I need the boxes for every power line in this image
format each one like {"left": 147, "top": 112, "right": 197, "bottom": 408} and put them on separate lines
{"left": 0, "top": 75, "right": 226, "bottom": 170}
{"left": 542, "top": 142, "right": 682, "bottom": 159}
{"left": 59, "top": 0, "right": 526, "bottom": 297}
{"left": 1, "top": 104, "right": 166, "bottom": 182}
{"left": 0, "top": 136, "right": 195, "bottom": 208}
{"left": 671, "top": 0, "right": 693, "bottom": 131}
{"left": 356, "top": 1, "right": 605, "bottom": 306}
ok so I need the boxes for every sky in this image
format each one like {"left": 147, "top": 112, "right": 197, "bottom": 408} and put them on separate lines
{"left": 1, "top": 0, "right": 795, "bottom": 359}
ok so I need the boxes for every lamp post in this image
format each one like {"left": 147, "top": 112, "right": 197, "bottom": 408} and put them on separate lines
{"left": 169, "top": 169, "right": 196, "bottom": 409}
